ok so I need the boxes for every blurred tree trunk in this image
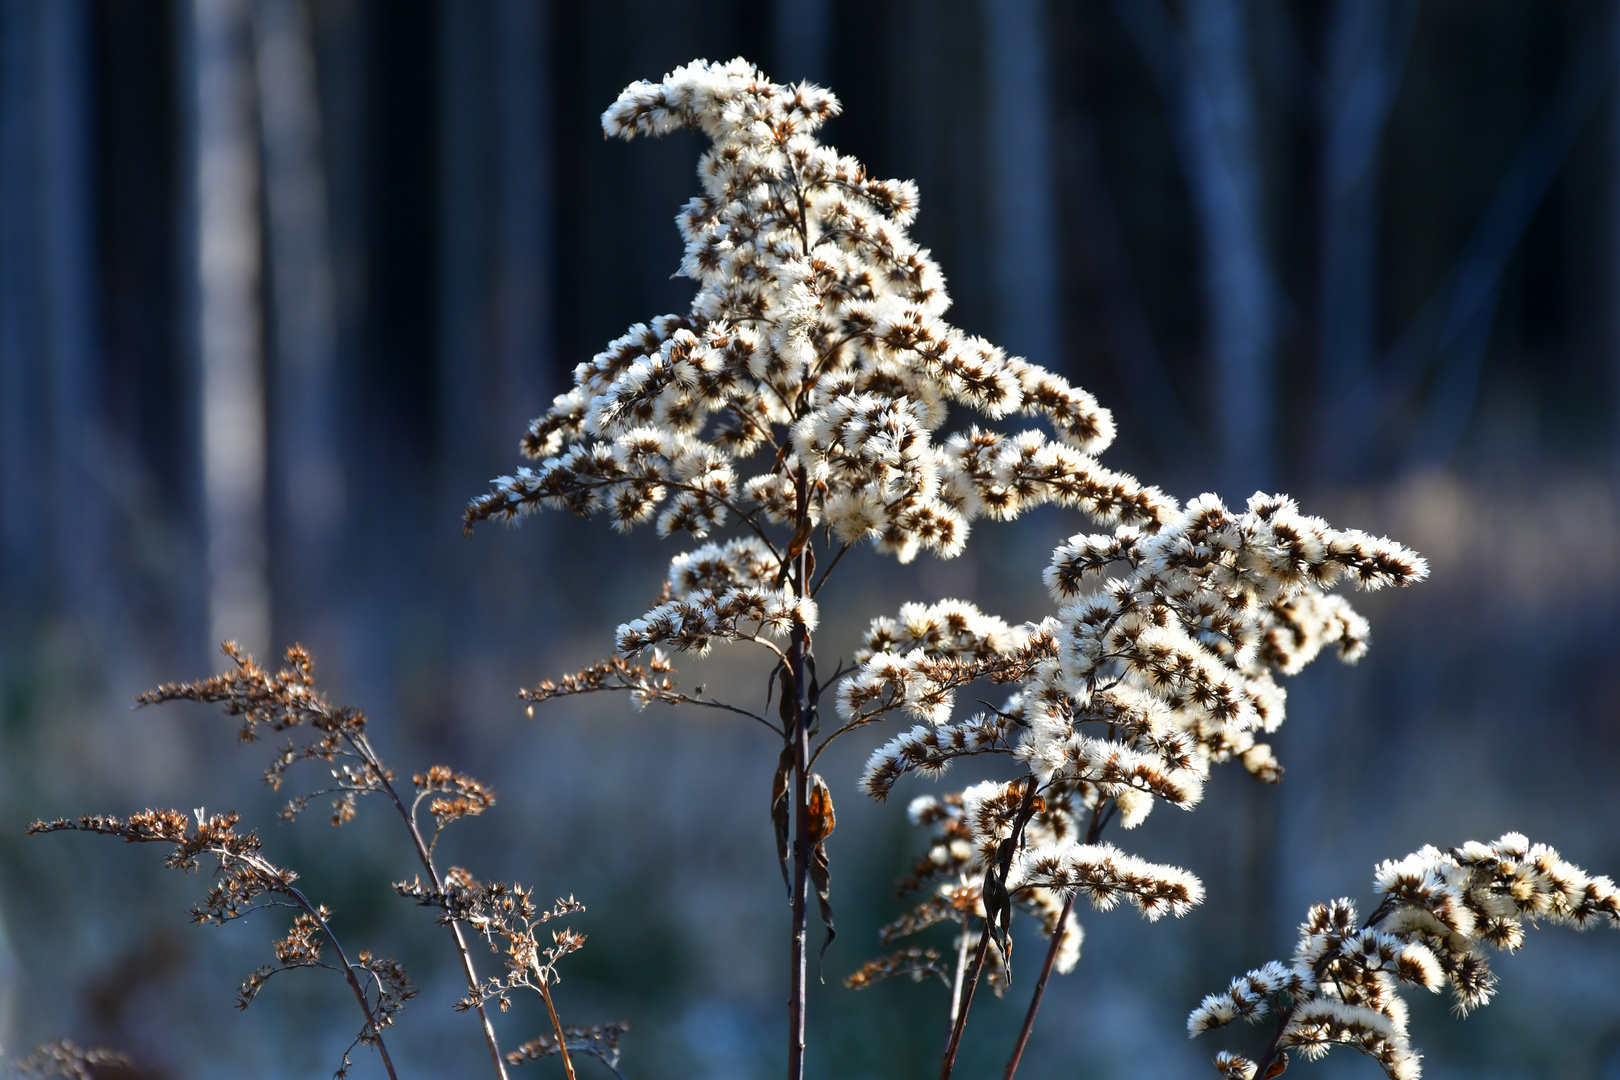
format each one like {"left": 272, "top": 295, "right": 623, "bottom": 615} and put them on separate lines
{"left": 985, "top": 0, "right": 1058, "bottom": 370}
{"left": 1614, "top": 0, "right": 1620, "bottom": 474}
{"left": 1112, "top": 0, "right": 1278, "bottom": 492}
{"left": 773, "top": 0, "right": 830, "bottom": 85}
{"left": 495, "top": 0, "right": 547, "bottom": 450}
{"left": 1315, "top": 0, "right": 1414, "bottom": 484}
{"left": 190, "top": 0, "right": 270, "bottom": 661}
{"left": 1183, "top": 0, "right": 1274, "bottom": 495}
{"left": 39, "top": 0, "right": 106, "bottom": 632}
{"left": 436, "top": 0, "right": 491, "bottom": 498}
{"left": 0, "top": 0, "right": 108, "bottom": 635}
{"left": 0, "top": 0, "right": 43, "bottom": 617}
{"left": 254, "top": 0, "right": 341, "bottom": 643}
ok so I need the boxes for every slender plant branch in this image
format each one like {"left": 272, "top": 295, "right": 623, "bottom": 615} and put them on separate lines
{"left": 543, "top": 683, "right": 783, "bottom": 736}
{"left": 344, "top": 729, "right": 511, "bottom": 1080}
{"left": 808, "top": 709, "right": 889, "bottom": 766}
{"left": 1250, "top": 1009, "right": 1292, "bottom": 1078}
{"left": 939, "top": 920, "right": 994, "bottom": 1079}
{"left": 947, "top": 911, "right": 973, "bottom": 1031}
{"left": 939, "top": 781, "right": 1040, "bottom": 1080}
{"left": 246, "top": 855, "right": 401, "bottom": 1080}
{"left": 810, "top": 543, "right": 852, "bottom": 598}
{"left": 787, "top": 467, "right": 815, "bottom": 1080}
{"left": 1000, "top": 799, "right": 1114, "bottom": 1080}
{"left": 999, "top": 891, "right": 1075, "bottom": 1080}
{"left": 810, "top": 662, "right": 856, "bottom": 700}
{"left": 534, "top": 973, "right": 580, "bottom": 1080}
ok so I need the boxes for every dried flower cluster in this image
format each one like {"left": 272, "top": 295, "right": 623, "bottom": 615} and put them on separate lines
{"left": 32, "top": 643, "right": 618, "bottom": 1080}
{"left": 4, "top": 1041, "right": 133, "bottom": 1080}
{"left": 830, "top": 490, "right": 1427, "bottom": 1073}
{"left": 854, "top": 493, "right": 1427, "bottom": 814}
{"left": 1191, "top": 834, "right": 1620, "bottom": 1079}
{"left": 465, "top": 57, "right": 1196, "bottom": 1080}
{"left": 454, "top": 56, "right": 1482, "bottom": 1080}
{"left": 28, "top": 808, "right": 412, "bottom": 1077}
{"left": 846, "top": 787, "right": 1083, "bottom": 1009}
{"left": 466, "top": 55, "right": 1158, "bottom": 593}
{"left": 506, "top": 1022, "right": 630, "bottom": 1079}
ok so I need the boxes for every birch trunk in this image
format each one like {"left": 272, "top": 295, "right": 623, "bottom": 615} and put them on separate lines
{"left": 192, "top": 0, "right": 271, "bottom": 662}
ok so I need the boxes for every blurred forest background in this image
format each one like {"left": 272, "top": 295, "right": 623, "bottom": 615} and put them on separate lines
{"left": 2, "top": 0, "right": 1619, "bottom": 1077}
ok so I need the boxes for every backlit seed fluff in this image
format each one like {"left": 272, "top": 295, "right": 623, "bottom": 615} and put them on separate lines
{"left": 1193, "top": 834, "right": 1620, "bottom": 1079}
{"left": 468, "top": 58, "right": 1140, "bottom": 579}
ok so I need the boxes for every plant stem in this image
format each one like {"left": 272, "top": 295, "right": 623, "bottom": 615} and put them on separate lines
{"left": 999, "top": 891, "right": 1075, "bottom": 1080}
{"left": 939, "top": 780, "right": 1039, "bottom": 1080}
{"left": 1001, "top": 798, "right": 1111, "bottom": 1080}
{"left": 277, "top": 872, "right": 399, "bottom": 1080}
{"left": 786, "top": 471, "right": 813, "bottom": 1080}
{"left": 939, "top": 923, "right": 993, "bottom": 1080}
{"left": 535, "top": 973, "right": 579, "bottom": 1080}
{"left": 355, "top": 732, "right": 511, "bottom": 1080}
{"left": 947, "top": 913, "right": 972, "bottom": 1029}
{"left": 1252, "top": 1010, "right": 1291, "bottom": 1078}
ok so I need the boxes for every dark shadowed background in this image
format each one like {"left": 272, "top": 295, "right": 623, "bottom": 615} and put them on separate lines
{"left": 2, "top": 0, "right": 1619, "bottom": 1077}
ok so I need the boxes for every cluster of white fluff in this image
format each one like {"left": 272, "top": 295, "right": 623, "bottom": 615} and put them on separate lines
{"left": 844, "top": 492, "right": 1425, "bottom": 1024}
{"left": 1190, "top": 834, "right": 1620, "bottom": 1080}
{"left": 615, "top": 537, "right": 815, "bottom": 655}
{"left": 468, "top": 58, "right": 1164, "bottom": 585}
{"left": 855, "top": 599, "right": 1022, "bottom": 663}
{"left": 857, "top": 712, "right": 1015, "bottom": 798}
{"left": 853, "top": 492, "right": 1426, "bottom": 827}
{"left": 851, "top": 784, "right": 1083, "bottom": 999}
{"left": 1048, "top": 492, "right": 1426, "bottom": 786}
{"left": 1007, "top": 839, "right": 1205, "bottom": 921}
{"left": 841, "top": 604, "right": 1056, "bottom": 746}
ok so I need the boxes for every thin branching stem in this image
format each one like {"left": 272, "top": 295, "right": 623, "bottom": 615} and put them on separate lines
{"left": 344, "top": 729, "right": 511, "bottom": 1080}
{"left": 786, "top": 465, "right": 815, "bottom": 1080}
{"left": 547, "top": 684, "right": 783, "bottom": 736}
{"left": 810, "top": 543, "right": 852, "bottom": 598}
{"left": 998, "top": 891, "right": 1074, "bottom": 1080}
{"left": 946, "top": 912, "right": 973, "bottom": 1030}
{"left": 939, "top": 922, "right": 993, "bottom": 1079}
{"left": 939, "top": 781, "right": 1040, "bottom": 1080}
{"left": 253, "top": 859, "right": 400, "bottom": 1080}
{"left": 1000, "top": 800, "right": 1113, "bottom": 1080}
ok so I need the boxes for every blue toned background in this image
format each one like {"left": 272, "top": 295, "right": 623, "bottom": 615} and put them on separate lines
{"left": 1, "top": 1, "right": 1618, "bottom": 1077}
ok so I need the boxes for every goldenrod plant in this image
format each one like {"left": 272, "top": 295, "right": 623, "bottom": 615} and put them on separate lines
{"left": 31, "top": 59, "right": 1617, "bottom": 1080}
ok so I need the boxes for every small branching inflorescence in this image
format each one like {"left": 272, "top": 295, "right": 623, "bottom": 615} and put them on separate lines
{"left": 27, "top": 808, "right": 411, "bottom": 1078}
{"left": 32, "top": 643, "right": 615, "bottom": 1080}
{"left": 4, "top": 1041, "right": 135, "bottom": 1080}
{"left": 506, "top": 1021, "right": 631, "bottom": 1080}
{"left": 1191, "top": 834, "right": 1620, "bottom": 1079}
{"left": 836, "top": 493, "right": 1428, "bottom": 1077}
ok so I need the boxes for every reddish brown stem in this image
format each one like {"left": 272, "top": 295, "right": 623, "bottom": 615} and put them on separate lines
{"left": 1002, "top": 799, "right": 1112, "bottom": 1079}
{"left": 351, "top": 731, "right": 511, "bottom": 1080}
{"left": 940, "top": 781, "right": 1040, "bottom": 1080}
{"left": 1000, "top": 890, "right": 1076, "bottom": 1080}
{"left": 939, "top": 923, "right": 993, "bottom": 1080}
{"left": 786, "top": 471, "right": 813, "bottom": 1080}
{"left": 271, "top": 870, "right": 399, "bottom": 1080}
{"left": 536, "top": 974, "right": 579, "bottom": 1080}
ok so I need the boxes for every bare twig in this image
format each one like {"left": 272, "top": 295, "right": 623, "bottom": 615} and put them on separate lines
{"left": 534, "top": 975, "right": 579, "bottom": 1080}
